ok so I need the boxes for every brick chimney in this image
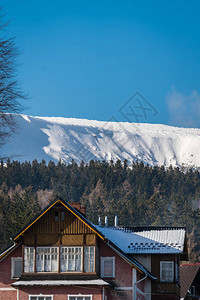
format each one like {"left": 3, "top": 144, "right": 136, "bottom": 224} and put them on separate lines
{"left": 70, "top": 202, "right": 86, "bottom": 215}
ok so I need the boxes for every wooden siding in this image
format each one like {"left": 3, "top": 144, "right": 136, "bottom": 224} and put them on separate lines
{"left": 30, "top": 207, "right": 93, "bottom": 235}
{"left": 151, "top": 254, "right": 180, "bottom": 299}
{"left": 23, "top": 205, "right": 96, "bottom": 246}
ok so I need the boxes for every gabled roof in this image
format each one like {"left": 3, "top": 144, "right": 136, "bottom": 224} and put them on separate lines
{"left": 0, "top": 197, "right": 155, "bottom": 280}
{"left": 94, "top": 225, "right": 187, "bottom": 254}
{"left": 13, "top": 197, "right": 106, "bottom": 241}
{"left": 180, "top": 263, "right": 200, "bottom": 299}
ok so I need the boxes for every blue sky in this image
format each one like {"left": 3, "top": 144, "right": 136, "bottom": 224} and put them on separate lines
{"left": 2, "top": 0, "right": 200, "bottom": 127}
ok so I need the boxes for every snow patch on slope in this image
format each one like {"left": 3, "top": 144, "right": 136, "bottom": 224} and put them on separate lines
{"left": 2, "top": 114, "right": 200, "bottom": 168}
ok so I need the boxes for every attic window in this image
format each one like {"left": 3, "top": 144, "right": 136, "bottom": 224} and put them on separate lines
{"left": 54, "top": 211, "right": 58, "bottom": 222}
{"left": 61, "top": 211, "right": 65, "bottom": 222}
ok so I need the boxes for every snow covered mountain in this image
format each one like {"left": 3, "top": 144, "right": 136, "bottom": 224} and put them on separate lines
{"left": 2, "top": 114, "right": 200, "bottom": 168}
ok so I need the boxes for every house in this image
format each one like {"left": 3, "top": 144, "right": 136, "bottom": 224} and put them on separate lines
{"left": 0, "top": 198, "right": 188, "bottom": 300}
{"left": 180, "top": 263, "right": 200, "bottom": 299}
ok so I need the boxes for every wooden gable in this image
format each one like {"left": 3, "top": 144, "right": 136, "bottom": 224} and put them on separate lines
{"left": 14, "top": 199, "right": 101, "bottom": 247}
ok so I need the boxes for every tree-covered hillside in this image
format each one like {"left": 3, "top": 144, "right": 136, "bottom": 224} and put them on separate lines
{"left": 0, "top": 159, "right": 199, "bottom": 261}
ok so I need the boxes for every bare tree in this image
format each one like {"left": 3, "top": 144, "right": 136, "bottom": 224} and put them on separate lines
{"left": 0, "top": 12, "right": 26, "bottom": 147}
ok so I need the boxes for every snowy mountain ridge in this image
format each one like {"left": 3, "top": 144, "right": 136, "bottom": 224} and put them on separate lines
{"left": 2, "top": 114, "right": 200, "bottom": 168}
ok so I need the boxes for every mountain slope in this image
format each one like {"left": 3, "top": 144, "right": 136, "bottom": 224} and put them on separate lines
{"left": 2, "top": 114, "right": 200, "bottom": 167}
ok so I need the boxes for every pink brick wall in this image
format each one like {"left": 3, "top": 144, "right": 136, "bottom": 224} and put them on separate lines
{"left": 0, "top": 289, "right": 17, "bottom": 300}
{"left": 99, "top": 239, "right": 133, "bottom": 287}
{"left": 0, "top": 244, "right": 22, "bottom": 288}
{"left": 19, "top": 286, "right": 102, "bottom": 300}
{"left": 0, "top": 240, "right": 147, "bottom": 300}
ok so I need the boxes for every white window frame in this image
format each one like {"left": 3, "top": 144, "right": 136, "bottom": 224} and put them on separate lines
{"left": 60, "top": 246, "right": 83, "bottom": 272}
{"left": 29, "top": 295, "right": 53, "bottom": 300}
{"left": 24, "top": 247, "right": 35, "bottom": 273}
{"left": 84, "top": 246, "right": 95, "bottom": 273}
{"left": 36, "top": 247, "right": 59, "bottom": 273}
{"left": 101, "top": 257, "right": 115, "bottom": 278}
{"left": 160, "top": 261, "right": 174, "bottom": 282}
{"left": 68, "top": 295, "right": 92, "bottom": 300}
{"left": 11, "top": 257, "right": 22, "bottom": 279}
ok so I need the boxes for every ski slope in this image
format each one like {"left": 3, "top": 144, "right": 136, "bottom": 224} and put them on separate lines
{"left": 2, "top": 114, "right": 200, "bottom": 168}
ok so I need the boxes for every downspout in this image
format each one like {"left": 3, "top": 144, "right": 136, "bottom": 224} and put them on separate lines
{"left": 134, "top": 273, "right": 147, "bottom": 300}
{"left": 17, "top": 287, "right": 19, "bottom": 300}
{"left": 0, "top": 238, "right": 16, "bottom": 259}
{"left": 102, "top": 286, "right": 105, "bottom": 300}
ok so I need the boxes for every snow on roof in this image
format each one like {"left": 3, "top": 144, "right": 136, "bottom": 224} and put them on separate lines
{"left": 94, "top": 225, "right": 186, "bottom": 254}
{"left": 12, "top": 279, "right": 110, "bottom": 286}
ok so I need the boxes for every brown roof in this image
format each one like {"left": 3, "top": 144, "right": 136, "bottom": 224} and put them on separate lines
{"left": 180, "top": 263, "right": 200, "bottom": 298}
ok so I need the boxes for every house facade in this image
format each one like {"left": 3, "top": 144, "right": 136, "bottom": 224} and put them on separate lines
{"left": 0, "top": 198, "right": 187, "bottom": 300}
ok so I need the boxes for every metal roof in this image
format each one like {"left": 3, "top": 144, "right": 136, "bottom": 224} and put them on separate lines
{"left": 94, "top": 225, "right": 186, "bottom": 254}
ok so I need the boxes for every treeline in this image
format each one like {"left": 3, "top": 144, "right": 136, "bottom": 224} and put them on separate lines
{"left": 0, "top": 159, "right": 200, "bottom": 261}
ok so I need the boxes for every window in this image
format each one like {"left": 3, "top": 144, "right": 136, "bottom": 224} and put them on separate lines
{"left": 189, "top": 286, "right": 195, "bottom": 296}
{"left": 84, "top": 246, "right": 95, "bottom": 273}
{"left": 60, "top": 247, "right": 82, "bottom": 272}
{"left": 11, "top": 257, "right": 22, "bottom": 278}
{"left": 68, "top": 296, "right": 92, "bottom": 300}
{"left": 24, "top": 247, "right": 35, "bottom": 273}
{"left": 61, "top": 211, "right": 65, "bottom": 222}
{"left": 54, "top": 211, "right": 58, "bottom": 221}
{"left": 101, "top": 257, "right": 115, "bottom": 278}
{"left": 29, "top": 295, "right": 53, "bottom": 300}
{"left": 36, "top": 247, "right": 58, "bottom": 272}
{"left": 160, "top": 261, "right": 174, "bottom": 282}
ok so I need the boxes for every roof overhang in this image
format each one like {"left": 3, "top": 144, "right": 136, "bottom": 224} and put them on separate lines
{"left": 12, "top": 279, "right": 110, "bottom": 287}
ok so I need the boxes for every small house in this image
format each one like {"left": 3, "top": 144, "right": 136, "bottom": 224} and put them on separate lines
{"left": 0, "top": 198, "right": 188, "bottom": 299}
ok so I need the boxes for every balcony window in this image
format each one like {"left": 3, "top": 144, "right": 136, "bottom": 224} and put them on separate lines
{"left": 24, "top": 247, "right": 35, "bottom": 273}
{"left": 36, "top": 247, "right": 58, "bottom": 272}
{"left": 84, "top": 246, "right": 95, "bottom": 273}
{"left": 60, "top": 247, "right": 82, "bottom": 272}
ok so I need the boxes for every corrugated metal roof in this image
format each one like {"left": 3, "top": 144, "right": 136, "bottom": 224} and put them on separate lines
{"left": 94, "top": 225, "right": 186, "bottom": 254}
{"left": 180, "top": 263, "right": 200, "bottom": 298}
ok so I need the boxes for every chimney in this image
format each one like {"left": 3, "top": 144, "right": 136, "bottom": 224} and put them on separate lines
{"left": 70, "top": 202, "right": 86, "bottom": 215}
{"left": 114, "top": 215, "right": 118, "bottom": 227}
{"left": 105, "top": 216, "right": 108, "bottom": 227}
{"left": 98, "top": 217, "right": 101, "bottom": 226}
